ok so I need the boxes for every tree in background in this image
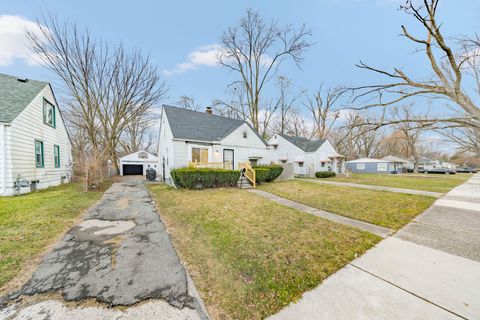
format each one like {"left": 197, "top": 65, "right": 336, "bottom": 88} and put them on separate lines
{"left": 28, "top": 15, "right": 166, "bottom": 187}
{"left": 218, "top": 9, "right": 312, "bottom": 131}
{"left": 303, "top": 86, "right": 347, "bottom": 140}
{"left": 177, "top": 95, "right": 202, "bottom": 111}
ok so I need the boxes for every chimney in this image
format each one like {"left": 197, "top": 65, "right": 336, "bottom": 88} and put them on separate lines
{"left": 206, "top": 106, "right": 213, "bottom": 115}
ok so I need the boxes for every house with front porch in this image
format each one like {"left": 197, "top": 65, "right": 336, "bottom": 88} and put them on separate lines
{"left": 157, "top": 105, "right": 270, "bottom": 181}
{"left": 268, "top": 134, "right": 345, "bottom": 177}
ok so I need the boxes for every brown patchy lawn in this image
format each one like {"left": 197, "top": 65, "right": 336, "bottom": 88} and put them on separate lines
{"left": 259, "top": 180, "right": 435, "bottom": 230}
{"left": 148, "top": 185, "right": 379, "bottom": 320}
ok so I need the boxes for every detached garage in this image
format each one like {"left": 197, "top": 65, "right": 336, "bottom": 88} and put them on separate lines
{"left": 119, "top": 151, "right": 159, "bottom": 176}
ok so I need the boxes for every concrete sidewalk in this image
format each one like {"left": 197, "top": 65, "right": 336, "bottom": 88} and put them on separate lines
{"left": 269, "top": 174, "right": 480, "bottom": 320}
{"left": 299, "top": 178, "right": 443, "bottom": 198}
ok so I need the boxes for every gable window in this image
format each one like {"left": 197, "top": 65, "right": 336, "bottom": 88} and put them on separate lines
{"left": 35, "top": 140, "right": 44, "bottom": 168}
{"left": 54, "top": 145, "right": 60, "bottom": 168}
{"left": 192, "top": 147, "right": 208, "bottom": 163}
{"left": 243, "top": 131, "right": 247, "bottom": 139}
{"left": 357, "top": 163, "right": 365, "bottom": 170}
{"left": 138, "top": 152, "right": 148, "bottom": 159}
{"left": 43, "top": 99, "right": 56, "bottom": 127}
{"left": 298, "top": 162, "right": 304, "bottom": 167}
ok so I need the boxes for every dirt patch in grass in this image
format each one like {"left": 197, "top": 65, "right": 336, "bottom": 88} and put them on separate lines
{"left": 148, "top": 185, "right": 379, "bottom": 320}
{"left": 259, "top": 180, "right": 435, "bottom": 230}
{"left": 331, "top": 173, "right": 471, "bottom": 192}
{"left": 0, "top": 181, "right": 112, "bottom": 294}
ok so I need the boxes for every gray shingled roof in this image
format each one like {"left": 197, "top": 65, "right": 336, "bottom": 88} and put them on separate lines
{"left": 163, "top": 105, "right": 268, "bottom": 145}
{"left": 0, "top": 73, "right": 48, "bottom": 123}
{"left": 278, "top": 133, "right": 326, "bottom": 152}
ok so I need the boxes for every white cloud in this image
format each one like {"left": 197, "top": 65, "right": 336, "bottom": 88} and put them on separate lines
{"left": 0, "top": 15, "right": 45, "bottom": 66}
{"left": 162, "top": 44, "right": 223, "bottom": 76}
{"left": 162, "top": 43, "right": 274, "bottom": 77}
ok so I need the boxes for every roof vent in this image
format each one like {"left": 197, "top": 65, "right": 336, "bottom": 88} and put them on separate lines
{"left": 17, "top": 78, "right": 29, "bottom": 83}
{"left": 206, "top": 106, "right": 213, "bottom": 115}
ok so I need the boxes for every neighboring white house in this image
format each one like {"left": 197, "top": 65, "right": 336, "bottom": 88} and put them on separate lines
{"left": 157, "top": 105, "right": 270, "bottom": 180}
{"left": 119, "top": 151, "right": 159, "bottom": 176}
{"left": 268, "top": 133, "right": 345, "bottom": 177}
{"left": 0, "top": 73, "right": 72, "bottom": 196}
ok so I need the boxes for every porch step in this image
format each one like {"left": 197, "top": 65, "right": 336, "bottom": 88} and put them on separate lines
{"left": 237, "top": 176, "right": 253, "bottom": 189}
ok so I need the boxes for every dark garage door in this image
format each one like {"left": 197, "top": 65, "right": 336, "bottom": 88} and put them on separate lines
{"left": 123, "top": 164, "right": 143, "bottom": 175}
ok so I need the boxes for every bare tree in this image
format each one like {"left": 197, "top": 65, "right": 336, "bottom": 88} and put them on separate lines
{"left": 352, "top": 0, "right": 480, "bottom": 128}
{"left": 28, "top": 15, "right": 166, "bottom": 177}
{"left": 304, "top": 86, "right": 347, "bottom": 139}
{"left": 271, "top": 75, "right": 300, "bottom": 134}
{"left": 218, "top": 9, "right": 312, "bottom": 131}
{"left": 286, "top": 109, "right": 312, "bottom": 138}
{"left": 440, "top": 127, "right": 480, "bottom": 156}
{"left": 390, "top": 106, "right": 426, "bottom": 172}
{"left": 212, "top": 84, "right": 249, "bottom": 120}
{"left": 177, "top": 95, "right": 201, "bottom": 111}
{"left": 120, "top": 117, "right": 155, "bottom": 154}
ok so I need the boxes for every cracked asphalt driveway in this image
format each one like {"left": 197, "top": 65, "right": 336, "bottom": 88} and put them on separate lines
{"left": 1, "top": 179, "right": 207, "bottom": 320}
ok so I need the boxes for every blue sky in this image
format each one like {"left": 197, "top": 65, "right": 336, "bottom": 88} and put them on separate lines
{"left": 1, "top": 0, "right": 479, "bottom": 148}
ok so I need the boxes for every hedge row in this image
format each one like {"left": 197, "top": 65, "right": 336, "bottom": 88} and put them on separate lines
{"left": 253, "top": 165, "right": 284, "bottom": 184}
{"left": 315, "top": 171, "right": 336, "bottom": 178}
{"left": 171, "top": 168, "right": 240, "bottom": 189}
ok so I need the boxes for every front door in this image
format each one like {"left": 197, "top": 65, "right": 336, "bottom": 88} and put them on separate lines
{"left": 223, "top": 149, "right": 234, "bottom": 170}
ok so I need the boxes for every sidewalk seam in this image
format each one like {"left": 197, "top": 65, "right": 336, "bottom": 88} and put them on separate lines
{"left": 349, "top": 264, "right": 468, "bottom": 320}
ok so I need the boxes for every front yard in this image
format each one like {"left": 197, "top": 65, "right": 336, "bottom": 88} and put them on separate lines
{"left": 0, "top": 181, "right": 111, "bottom": 292}
{"left": 259, "top": 180, "right": 435, "bottom": 230}
{"left": 148, "top": 185, "right": 379, "bottom": 319}
{"left": 331, "top": 173, "right": 472, "bottom": 193}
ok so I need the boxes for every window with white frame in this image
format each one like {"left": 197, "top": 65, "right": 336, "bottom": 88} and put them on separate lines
{"left": 357, "top": 163, "right": 365, "bottom": 170}
{"left": 377, "top": 163, "right": 388, "bottom": 171}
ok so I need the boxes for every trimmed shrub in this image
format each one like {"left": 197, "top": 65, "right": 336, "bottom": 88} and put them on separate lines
{"left": 253, "top": 167, "right": 270, "bottom": 184}
{"left": 171, "top": 168, "right": 240, "bottom": 189}
{"left": 254, "top": 165, "right": 284, "bottom": 182}
{"left": 315, "top": 171, "right": 336, "bottom": 178}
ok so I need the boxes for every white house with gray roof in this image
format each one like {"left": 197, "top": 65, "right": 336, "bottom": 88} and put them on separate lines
{"left": 157, "top": 105, "right": 270, "bottom": 180}
{"left": 268, "top": 133, "right": 345, "bottom": 177}
{"left": 0, "top": 73, "right": 72, "bottom": 196}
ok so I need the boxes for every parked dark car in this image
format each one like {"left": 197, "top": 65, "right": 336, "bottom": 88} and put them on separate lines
{"left": 425, "top": 168, "right": 456, "bottom": 174}
{"left": 456, "top": 167, "right": 478, "bottom": 173}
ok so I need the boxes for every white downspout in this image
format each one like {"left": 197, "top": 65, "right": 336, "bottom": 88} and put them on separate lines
{"left": 1, "top": 124, "right": 6, "bottom": 195}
